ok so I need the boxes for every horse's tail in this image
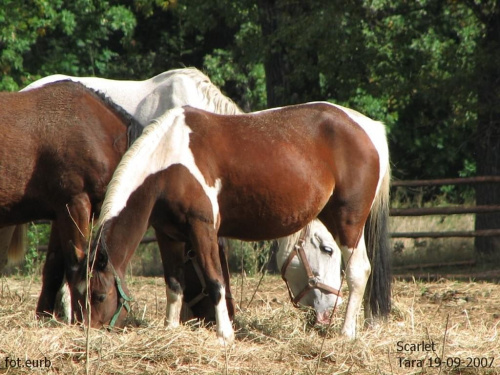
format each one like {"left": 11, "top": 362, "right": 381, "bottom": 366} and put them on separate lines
{"left": 8, "top": 224, "right": 27, "bottom": 264}
{"left": 364, "top": 162, "right": 391, "bottom": 318}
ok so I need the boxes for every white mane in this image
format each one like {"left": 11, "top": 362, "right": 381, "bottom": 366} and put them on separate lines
{"left": 164, "top": 68, "right": 243, "bottom": 115}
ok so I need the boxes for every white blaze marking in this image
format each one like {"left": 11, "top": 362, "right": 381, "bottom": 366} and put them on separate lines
{"left": 99, "top": 107, "right": 221, "bottom": 227}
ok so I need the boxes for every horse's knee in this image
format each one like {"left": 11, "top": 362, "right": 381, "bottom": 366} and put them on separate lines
{"left": 206, "top": 278, "right": 224, "bottom": 306}
{"left": 347, "top": 259, "right": 371, "bottom": 288}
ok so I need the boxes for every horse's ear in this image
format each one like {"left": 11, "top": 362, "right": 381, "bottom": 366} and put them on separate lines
{"left": 94, "top": 248, "right": 109, "bottom": 271}
{"left": 89, "top": 236, "right": 109, "bottom": 272}
{"left": 68, "top": 241, "right": 86, "bottom": 264}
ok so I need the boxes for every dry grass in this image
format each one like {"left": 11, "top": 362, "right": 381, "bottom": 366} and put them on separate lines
{"left": 390, "top": 214, "right": 476, "bottom": 269}
{"left": 1, "top": 274, "right": 499, "bottom": 374}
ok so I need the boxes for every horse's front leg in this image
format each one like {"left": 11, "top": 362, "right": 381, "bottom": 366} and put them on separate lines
{"left": 155, "top": 230, "right": 185, "bottom": 328}
{"left": 191, "top": 221, "right": 234, "bottom": 345}
{"left": 56, "top": 194, "right": 91, "bottom": 322}
{"left": 36, "top": 223, "right": 69, "bottom": 321}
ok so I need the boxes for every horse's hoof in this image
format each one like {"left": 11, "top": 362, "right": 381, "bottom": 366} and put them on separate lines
{"left": 164, "top": 319, "right": 180, "bottom": 329}
{"left": 341, "top": 327, "right": 356, "bottom": 340}
{"left": 217, "top": 330, "right": 235, "bottom": 346}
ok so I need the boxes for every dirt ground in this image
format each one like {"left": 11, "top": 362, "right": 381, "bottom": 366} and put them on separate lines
{"left": 0, "top": 273, "right": 499, "bottom": 374}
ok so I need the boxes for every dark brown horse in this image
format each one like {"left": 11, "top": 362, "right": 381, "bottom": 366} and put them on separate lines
{"left": 0, "top": 81, "right": 143, "bottom": 320}
{"left": 76, "top": 102, "right": 391, "bottom": 344}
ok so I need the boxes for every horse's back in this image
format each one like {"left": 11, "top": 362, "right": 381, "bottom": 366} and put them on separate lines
{"left": 184, "top": 102, "right": 381, "bottom": 166}
{"left": 20, "top": 74, "right": 74, "bottom": 91}
{"left": 178, "top": 104, "right": 381, "bottom": 239}
{"left": 0, "top": 82, "right": 132, "bottom": 223}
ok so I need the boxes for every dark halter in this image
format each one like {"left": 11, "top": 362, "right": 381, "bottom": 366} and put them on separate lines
{"left": 184, "top": 249, "right": 234, "bottom": 308}
{"left": 280, "top": 226, "right": 343, "bottom": 306}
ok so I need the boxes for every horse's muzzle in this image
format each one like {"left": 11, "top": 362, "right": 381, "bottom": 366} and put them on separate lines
{"left": 315, "top": 309, "right": 333, "bottom": 325}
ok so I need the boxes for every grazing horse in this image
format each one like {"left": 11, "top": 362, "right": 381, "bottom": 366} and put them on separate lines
{"left": 21, "top": 68, "right": 242, "bottom": 125}
{"left": 0, "top": 68, "right": 241, "bottom": 321}
{"left": 277, "top": 219, "right": 344, "bottom": 324}
{"left": 75, "top": 101, "right": 391, "bottom": 343}
{"left": 0, "top": 81, "right": 143, "bottom": 319}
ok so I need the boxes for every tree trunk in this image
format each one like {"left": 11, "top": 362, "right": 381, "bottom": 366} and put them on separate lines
{"left": 474, "top": 5, "right": 500, "bottom": 255}
{"left": 258, "top": 0, "right": 287, "bottom": 107}
{"left": 257, "top": 0, "right": 321, "bottom": 108}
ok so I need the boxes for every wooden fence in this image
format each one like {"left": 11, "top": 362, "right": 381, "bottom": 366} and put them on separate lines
{"left": 390, "top": 176, "right": 500, "bottom": 275}
{"left": 34, "top": 176, "right": 500, "bottom": 248}
{"left": 390, "top": 176, "right": 500, "bottom": 239}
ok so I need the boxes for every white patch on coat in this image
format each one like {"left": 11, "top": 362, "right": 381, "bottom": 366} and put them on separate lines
{"left": 99, "top": 107, "right": 221, "bottom": 228}
{"left": 165, "top": 287, "right": 183, "bottom": 328}
{"left": 214, "top": 286, "right": 235, "bottom": 345}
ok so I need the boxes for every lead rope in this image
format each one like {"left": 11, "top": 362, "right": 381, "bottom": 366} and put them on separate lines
{"left": 184, "top": 249, "right": 234, "bottom": 309}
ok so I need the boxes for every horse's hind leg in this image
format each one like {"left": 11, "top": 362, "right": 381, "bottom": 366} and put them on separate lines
{"left": 37, "top": 222, "right": 71, "bottom": 322}
{"left": 319, "top": 203, "right": 372, "bottom": 339}
{"left": 339, "top": 233, "right": 371, "bottom": 339}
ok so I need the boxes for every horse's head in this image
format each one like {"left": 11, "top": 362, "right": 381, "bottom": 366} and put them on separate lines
{"left": 72, "top": 234, "right": 131, "bottom": 329}
{"left": 277, "top": 220, "right": 343, "bottom": 325}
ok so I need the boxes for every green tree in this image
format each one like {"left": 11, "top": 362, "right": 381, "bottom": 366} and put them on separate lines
{"left": 1, "top": 0, "right": 137, "bottom": 91}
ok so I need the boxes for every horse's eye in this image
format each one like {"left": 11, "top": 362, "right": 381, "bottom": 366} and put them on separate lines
{"left": 320, "top": 245, "right": 333, "bottom": 255}
{"left": 92, "top": 293, "right": 106, "bottom": 303}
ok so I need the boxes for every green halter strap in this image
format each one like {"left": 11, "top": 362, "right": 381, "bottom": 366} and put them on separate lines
{"left": 108, "top": 264, "right": 133, "bottom": 329}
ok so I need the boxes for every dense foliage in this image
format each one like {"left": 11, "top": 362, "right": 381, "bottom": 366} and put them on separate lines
{"left": 2, "top": 0, "right": 499, "bottom": 254}
{"left": 2, "top": 0, "right": 495, "bottom": 182}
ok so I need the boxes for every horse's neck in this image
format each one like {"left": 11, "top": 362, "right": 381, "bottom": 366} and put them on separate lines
{"left": 100, "top": 207, "right": 151, "bottom": 271}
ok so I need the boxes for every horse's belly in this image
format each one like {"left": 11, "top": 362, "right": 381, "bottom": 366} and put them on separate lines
{"left": 218, "top": 182, "right": 331, "bottom": 240}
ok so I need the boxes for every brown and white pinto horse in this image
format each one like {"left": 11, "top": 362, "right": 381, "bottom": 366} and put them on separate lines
{"left": 77, "top": 102, "right": 391, "bottom": 343}
{"left": 0, "top": 81, "right": 143, "bottom": 320}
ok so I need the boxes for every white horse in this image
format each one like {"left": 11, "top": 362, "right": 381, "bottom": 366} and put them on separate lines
{"left": 277, "top": 219, "right": 344, "bottom": 324}
{"left": 21, "top": 68, "right": 242, "bottom": 125}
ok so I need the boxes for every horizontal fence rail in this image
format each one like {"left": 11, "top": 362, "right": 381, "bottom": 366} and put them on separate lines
{"left": 391, "top": 176, "right": 500, "bottom": 187}
{"left": 390, "top": 175, "right": 500, "bottom": 239}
